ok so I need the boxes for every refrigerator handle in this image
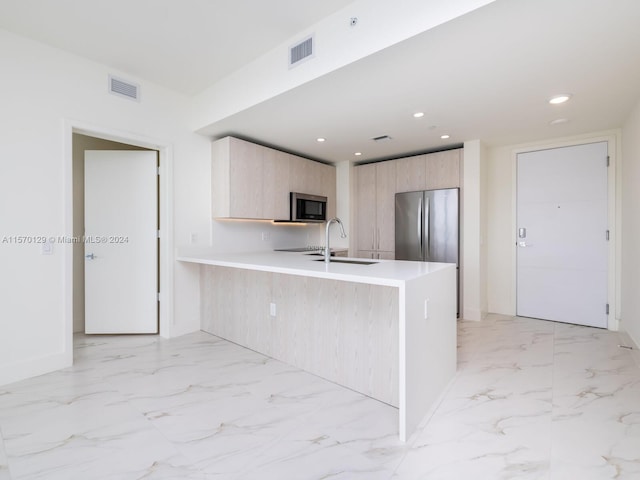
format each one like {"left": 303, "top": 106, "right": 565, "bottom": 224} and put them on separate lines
{"left": 418, "top": 196, "right": 423, "bottom": 256}
{"left": 425, "top": 195, "right": 430, "bottom": 261}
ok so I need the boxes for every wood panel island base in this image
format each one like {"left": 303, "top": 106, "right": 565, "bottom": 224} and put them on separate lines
{"left": 178, "top": 251, "right": 457, "bottom": 441}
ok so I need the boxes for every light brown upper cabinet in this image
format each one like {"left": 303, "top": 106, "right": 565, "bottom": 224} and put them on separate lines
{"left": 262, "top": 148, "right": 290, "bottom": 220}
{"left": 395, "top": 148, "right": 461, "bottom": 193}
{"left": 395, "top": 154, "right": 427, "bottom": 193}
{"left": 212, "top": 136, "right": 335, "bottom": 220}
{"left": 425, "top": 149, "right": 461, "bottom": 190}
{"left": 355, "top": 160, "right": 396, "bottom": 259}
{"left": 289, "top": 153, "right": 337, "bottom": 219}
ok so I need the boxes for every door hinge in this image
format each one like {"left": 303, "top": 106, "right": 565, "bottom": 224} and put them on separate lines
{"left": 157, "top": 166, "right": 161, "bottom": 175}
{"left": 157, "top": 229, "right": 161, "bottom": 238}
{"left": 606, "top": 303, "right": 610, "bottom": 315}
{"left": 606, "top": 230, "right": 610, "bottom": 241}
{"left": 157, "top": 292, "right": 161, "bottom": 302}
{"left": 606, "top": 156, "right": 610, "bottom": 167}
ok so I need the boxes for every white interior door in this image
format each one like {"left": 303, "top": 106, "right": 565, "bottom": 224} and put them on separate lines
{"left": 84, "top": 150, "right": 158, "bottom": 334}
{"left": 516, "top": 142, "right": 608, "bottom": 328}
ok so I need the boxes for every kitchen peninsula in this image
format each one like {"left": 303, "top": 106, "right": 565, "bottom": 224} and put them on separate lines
{"left": 178, "top": 250, "right": 456, "bottom": 441}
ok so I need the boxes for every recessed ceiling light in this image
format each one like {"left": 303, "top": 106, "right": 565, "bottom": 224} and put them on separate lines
{"left": 440, "top": 134, "right": 450, "bottom": 140}
{"left": 549, "top": 94, "right": 572, "bottom": 105}
{"left": 549, "top": 118, "right": 570, "bottom": 125}
{"left": 316, "top": 137, "right": 326, "bottom": 142}
{"left": 354, "top": 152, "right": 362, "bottom": 156}
{"left": 413, "top": 112, "right": 425, "bottom": 118}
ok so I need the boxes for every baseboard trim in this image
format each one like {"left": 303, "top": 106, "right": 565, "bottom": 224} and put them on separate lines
{"left": 462, "top": 308, "right": 483, "bottom": 321}
{"left": 618, "top": 329, "right": 640, "bottom": 369}
{"left": 0, "top": 351, "right": 71, "bottom": 387}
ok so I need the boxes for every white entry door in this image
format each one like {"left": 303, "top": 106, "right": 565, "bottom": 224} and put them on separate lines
{"left": 516, "top": 142, "right": 608, "bottom": 328}
{"left": 84, "top": 150, "right": 158, "bottom": 334}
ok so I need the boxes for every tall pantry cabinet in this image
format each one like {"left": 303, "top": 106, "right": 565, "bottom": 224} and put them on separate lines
{"left": 355, "top": 161, "right": 396, "bottom": 260}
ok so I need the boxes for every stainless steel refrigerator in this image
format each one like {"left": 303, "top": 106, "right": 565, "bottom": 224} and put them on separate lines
{"left": 395, "top": 188, "right": 459, "bottom": 313}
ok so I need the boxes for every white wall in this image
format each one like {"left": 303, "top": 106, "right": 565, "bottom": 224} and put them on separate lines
{"left": 0, "top": 29, "right": 210, "bottom": 386}
{"left": 486, "top": 144, "right": 517, "bottom": 315}
{"left": 333, "top": 161, "right": 351, "bottom": 250}
{"left": 461, "top": 140, "right": 488, "bottom": 320}
{"left": 486, "top": 131, "right": 620, "bottom": 324}
{"left": 621, "top": 100, "right": 640, "bottom": 346}
{"left": 210, "top": 221, "right": 323, "bottom": 253}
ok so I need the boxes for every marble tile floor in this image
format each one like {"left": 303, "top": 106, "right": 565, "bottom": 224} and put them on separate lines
{"left": 0, "top": 314, "right": 638, "bottom": 480}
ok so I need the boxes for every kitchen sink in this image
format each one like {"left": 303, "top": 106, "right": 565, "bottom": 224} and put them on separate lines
{"left": 313, "top": 258, "right": 378, "bottom": 265}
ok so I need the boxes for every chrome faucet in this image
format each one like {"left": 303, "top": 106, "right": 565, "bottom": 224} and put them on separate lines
{"left": 325, "top": 217, "right": 347, "bottom": 263}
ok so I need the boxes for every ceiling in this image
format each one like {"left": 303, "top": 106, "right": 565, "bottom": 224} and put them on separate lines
{"left": 0, "top": 0, "right": 355, "bottom": 95}
{"left": 1, "top": 0, "right": 640, "bottom": 163}
{"left": 201, "top": 0, "right": 640, "bottom": 162}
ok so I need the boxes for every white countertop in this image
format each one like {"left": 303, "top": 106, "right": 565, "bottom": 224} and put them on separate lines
{"left": 177, "top": 249, "right": 454, "bottom": 287}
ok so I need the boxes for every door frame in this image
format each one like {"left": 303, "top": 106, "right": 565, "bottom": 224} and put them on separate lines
{"left": 510, "top": 132, "right": 620, "bottom": 330}
{"left": 63, "top": 119, "right": 174, "bottom": 351}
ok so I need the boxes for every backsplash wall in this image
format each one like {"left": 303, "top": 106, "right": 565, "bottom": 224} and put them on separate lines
{"left": 210, "top": 220, "right": 324, "bottom": 253}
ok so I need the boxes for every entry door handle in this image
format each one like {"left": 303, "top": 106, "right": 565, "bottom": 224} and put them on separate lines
{"left": 85, "top": 253, "right": 96, "bottom": 260}
{"left": 518, "top": 242, "right": 533, "bottom": 247}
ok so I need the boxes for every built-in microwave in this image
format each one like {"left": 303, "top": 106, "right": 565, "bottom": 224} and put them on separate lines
{"left": 290, "top": 192, "right": 327, "bottom": 222}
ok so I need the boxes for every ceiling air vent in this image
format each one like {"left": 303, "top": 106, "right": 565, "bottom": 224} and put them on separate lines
{"left": 289, "top": 35, "right": 314, "bottom": 68}
{"left": 108, "top": 75, "right": 140, "bottom": 101}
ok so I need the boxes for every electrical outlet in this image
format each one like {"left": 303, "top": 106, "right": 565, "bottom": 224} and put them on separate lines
{"left": 41, "top": 241, "right": 53, "bottom": 255}
{"left": 261, "top": 232, "right": 270, "bottom": 241}
{"left": 269, "top": 302, "right": 276, "bottom": 317}
{"left": 190, "top": 232, "right": 198, "bottom": 244}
